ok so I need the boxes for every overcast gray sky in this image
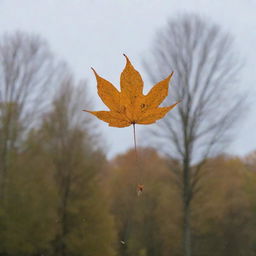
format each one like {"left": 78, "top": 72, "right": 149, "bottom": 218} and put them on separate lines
{"left": 1, "top": 0, "right": 255, "bottom": 158}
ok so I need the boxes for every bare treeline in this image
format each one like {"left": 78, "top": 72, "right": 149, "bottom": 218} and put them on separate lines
{"left": 0, "top": 32, "right": 116, "bottom": 256}
{"left": 0, "top": 32, "right": 59, "bottom": 201}
{"left": 0, "top": 14, "right": 249, "bottom": 256}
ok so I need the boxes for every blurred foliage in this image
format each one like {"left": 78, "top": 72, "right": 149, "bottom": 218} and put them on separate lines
{"left": 0, "top": 32, "right": 255, "bottom": 256}
{"left": 107, "top": 150, "right": 256, "bottom": 256}
{"left": 106, "top": 149, "right": 182, "bottom": 256}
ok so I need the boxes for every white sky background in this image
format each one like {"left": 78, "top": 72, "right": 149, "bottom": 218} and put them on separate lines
{"left": 0, "top": 0, "right": 256, "bottom": 158}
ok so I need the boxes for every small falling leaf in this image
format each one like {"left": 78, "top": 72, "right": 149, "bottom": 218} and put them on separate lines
{"left": 84, "top": 55, "right": 179, "bottom": 127}
{"left": 137, "top": 184, "right": 144, "bottom": 197}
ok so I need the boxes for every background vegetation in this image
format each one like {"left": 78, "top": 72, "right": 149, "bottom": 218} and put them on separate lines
{"left": 0, "top": 14, "right": 253, "bottom": 256}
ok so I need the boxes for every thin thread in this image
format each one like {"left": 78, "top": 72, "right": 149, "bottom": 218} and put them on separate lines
{"left": 132, "top": 123, "right": 141, "bottom": 185}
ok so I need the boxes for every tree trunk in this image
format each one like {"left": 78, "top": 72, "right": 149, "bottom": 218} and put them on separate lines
{"left": 0, "top": 134, "right": 9, "bottom": 202}
{"left": 54, "top": 198, "right": 68, "bottom": 256}
{"left": 183, "top": 201, "right": 191, "bottom": 256}
{"left": 54, "top": 166, "right": 71, "bottom": 256}
{"left": 183, "top": 158, "right": 192, "bottom": 256}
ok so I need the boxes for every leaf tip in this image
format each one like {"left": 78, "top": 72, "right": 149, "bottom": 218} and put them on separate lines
{"left": 171, "top": 100, "right": 182, "bottom": 109}
{"left": 167, "top": 71, "right": 174, "bottom": 82}
{"left": 91, "top": 67, "right": 97, "bottom": 74}
{"left": 91, "top": 67, "right": 100, "bottom": 81}
{"left": 123, "top": 54, "right": 131, "bottom": 64}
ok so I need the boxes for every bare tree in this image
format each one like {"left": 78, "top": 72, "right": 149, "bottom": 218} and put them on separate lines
{"left": 0, "top": 32, "right": 58, "bottom": 201}
{"left": 144, "top": 14, "right": 245, "bottom": 256}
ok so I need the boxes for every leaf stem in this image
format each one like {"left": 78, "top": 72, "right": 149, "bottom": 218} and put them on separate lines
{"left": 133, "top": 123, "right": 137, "bottom": 159}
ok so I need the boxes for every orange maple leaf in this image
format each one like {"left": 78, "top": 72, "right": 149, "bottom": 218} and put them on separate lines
{"left": 83, "top": 55, "right": 179, "bottom": 127}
